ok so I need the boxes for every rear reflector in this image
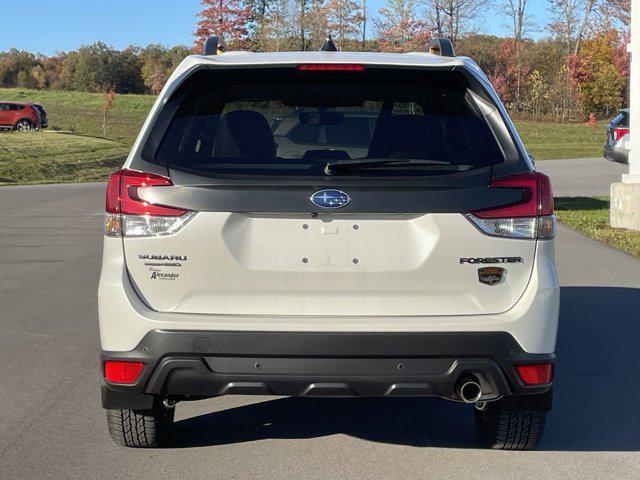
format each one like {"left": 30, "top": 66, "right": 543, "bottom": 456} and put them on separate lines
{"left": 515, "top": 364, "right": 553, "bottom": 386}
{"left": 297, "top": 64, "right": 365, "bottom": 71}
{"left": 104, "top": 361, "right": 145, "bottom": 384}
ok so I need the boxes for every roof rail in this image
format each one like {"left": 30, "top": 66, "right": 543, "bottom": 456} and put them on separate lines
{"left": 320, "top": 35, "right": 338, "bottom": 52}
{"left": 425, "top": 38, "right": 455, "bottom": 57}
{"left": 203, "top": 36, "right": 225, "bottom": 56}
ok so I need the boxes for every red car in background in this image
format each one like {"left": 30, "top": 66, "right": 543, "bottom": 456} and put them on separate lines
{"left": 0, "top": 101, "right": 47, "bottom": 131}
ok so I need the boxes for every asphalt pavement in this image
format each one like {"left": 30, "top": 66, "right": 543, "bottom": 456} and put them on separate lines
{"left": 1, "top": 160, "right": 639, "bottom": 479}
{"left": 536, "top": 157, "right": 628, "bottom": 197}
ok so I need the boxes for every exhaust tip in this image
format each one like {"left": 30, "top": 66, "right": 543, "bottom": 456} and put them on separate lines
{"left": 458, "top": 378, "right": 482, "bottom": 404}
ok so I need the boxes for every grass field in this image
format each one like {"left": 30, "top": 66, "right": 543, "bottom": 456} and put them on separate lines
{"left": 0, "top": 87, "right": 609, "bottom": 184}
{"left": 515, "top": 121, "right": 605, "bottom": 160}
{"left": 0, "top": 131, "right": 128, "bottom": 185}
{"left": 0, "top": 88, "right": 154, "bottom": 144}
{"left": 555, "top": 196, "right": 640, "bottom": 258}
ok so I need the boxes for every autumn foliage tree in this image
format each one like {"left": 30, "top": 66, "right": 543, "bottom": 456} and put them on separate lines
{"left": 489, "top": 39, "right": 531, "bottom": 107}
{"left": 102, "top": 89, "right": 115, "bottom": 137}
{"left": 374, "top": 0, "right": 429, "bottom": 52}
{"left": 568, "top": 29, "right": 628, "bottom": 116}
{"left": 325, "top": 0, "right": 364, "bottom": 50}
{"left": 194, "top": 0, "right": 253, "bottom": 51}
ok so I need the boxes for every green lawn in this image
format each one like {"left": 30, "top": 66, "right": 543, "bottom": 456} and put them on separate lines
{"left": 0, "top": 87, "right": 153, "bottom": 144}
{"left": 514, "top": 121, "right": 605, "bottom": 160}
{"left": 555, "top": 196, "right": 640, "bottom": 258}
{"left": 0, "top": 131, "right": 129, "bottom": 185}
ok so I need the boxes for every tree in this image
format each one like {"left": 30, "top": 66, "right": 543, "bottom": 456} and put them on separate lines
{"left": 194, "top": 0, "right": 252, "bottom": 51}
{"left": 59, "top": 51, "right": 79, "bottom": 90}
{"left": 597, "top": 0, "right": 629, "bottom": 28}
{"left": 374, "top": 0, "right": 429, "bottom": 52}
{"left": 298, "top": 0, "right": 308, "bottom": 50}
{"left": 39, "top": 54, "right": 67, "bottom": 90}
{"left": 522, "top": 69, "right": 549, "bottom": 117}
{"left": 305, "top": 1, "right": 330, "bottom": 49}
{"left": 140, "top": 44, "right": 190, "bottom": 94}
{"left": 547, "top": 63, "right": 581, "bottom": 121}
{"left": 568, "top": 29, "right": 628, "bottom": 116}
{"left": 501, "top": 0, "right": 532, "bottom": 43}
{"left": 547, "top": 0, "right": 598, "bottom": 55}
{"left": 456, "top": 34, "right": 502, "bottom": 72}
{"left": 424, "top": 0, "right": 487, "bottom": 44}
{"left": 252, "top": 0, "right": 297, "bottom": 51}
{"left": 361, "top": 0, "right": 367, "bottom": 49}
{"left": 325, "top": 0, "right": 363, "bottom": 50}
{"left": 115, "top": 48, "right": 145, "bottom": 94}
{"left": 103, "top": 89, "right": 116, "bottom": 137}
{"left": 247, "top": 0, "right": 272, "bottom": 21}
{"left": 30, "top": 65, "right": 48, "bottom": 90}
{"left": 499, "top": 0, "right": 534, "bottom": 109}
{"left": 0, "top": 49, "right": 39, "bottom": 87}
{"left": 72, "top": 42, "right": 121, "bottom": 92}
{"left": 489, "top": 38, "right": 531, "bottom": 107}
{"left": 291, "top": 0, "right": 329, "bottom": 50}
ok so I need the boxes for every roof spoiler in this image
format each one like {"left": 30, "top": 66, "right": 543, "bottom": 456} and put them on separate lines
{"left": 425, "top": 38, "right": 456, "bottom": 57}
{"left": 203, "top": 36, "right": 225, "bottom": 56}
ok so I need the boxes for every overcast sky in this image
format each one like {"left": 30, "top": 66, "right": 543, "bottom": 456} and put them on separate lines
{"left": 1, "top": 0, "right": 549, "bottom": 55}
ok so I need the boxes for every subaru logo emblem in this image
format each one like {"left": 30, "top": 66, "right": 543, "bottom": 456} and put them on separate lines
{"left": 310, "top": 189, "right": 350, "bottom": 209}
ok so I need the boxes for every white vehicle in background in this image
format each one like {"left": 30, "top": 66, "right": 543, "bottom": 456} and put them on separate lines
{"left": 99, "top": 36, "right": 559, "bottom": 450}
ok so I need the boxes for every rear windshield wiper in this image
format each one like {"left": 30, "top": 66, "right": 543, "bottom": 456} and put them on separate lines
{"left": 324, "top": 158, "right": 469, "bottom": 175}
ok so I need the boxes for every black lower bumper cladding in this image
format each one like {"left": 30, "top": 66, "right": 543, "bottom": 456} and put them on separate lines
{"left": 101, "top": 330, "right": 554, "bottom": 411}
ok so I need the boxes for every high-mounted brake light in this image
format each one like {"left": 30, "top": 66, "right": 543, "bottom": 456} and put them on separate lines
{"left": 297, "top": 64, "right": 365, "bottom": 72}
{"left": 467, "top": 172, "right": 556, "bottom": 239}
{"left": 104, "top": 361, "right": 145, "bottom": 384}
{"left": 515, "top": 364, "right": 553, "bottom": 386}
{"left": 613, "top": 127, "right": 629, "bottom": 141}
{"left": 104, "top": 169, "right": 194, "bottom": 237}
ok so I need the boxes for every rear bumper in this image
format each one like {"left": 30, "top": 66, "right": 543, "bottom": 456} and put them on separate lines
{"left": 101, "top": 330, "right": 554, "bottom": 410}
{"left": 604, "top": 141, "right": 629, "bottom": 164}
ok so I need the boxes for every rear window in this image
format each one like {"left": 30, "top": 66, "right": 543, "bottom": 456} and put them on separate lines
{"left": 151, "top": 68, "right": 504, "bottom": 177}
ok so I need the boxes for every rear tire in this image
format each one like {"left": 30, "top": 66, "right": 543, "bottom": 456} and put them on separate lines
{"left": 14, "top": 119, "right": 34, "bottom": 132}
{"left": 106, "top": 404, "right": 174, "bottom": 448}
{"left": 475, "top": 400, "right": 546, "bottom": 450}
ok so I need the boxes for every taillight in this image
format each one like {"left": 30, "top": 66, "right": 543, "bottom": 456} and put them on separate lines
{"left": 613, "top": 127, "right": 629, "bottom": 141}
{"left": 467, "top": 172, "right": 556, "bottom": 240}
{"left": 297, "top": 64, "right": 365, "bottom": 71}
{"left": 514, "top": 364, "right": 553, "bottom": 386}
{"left": 104, "top": 361, "right": 145, "bottom": 384}
{"left": 104, "top": 169, "right": 194, "bottom": 237}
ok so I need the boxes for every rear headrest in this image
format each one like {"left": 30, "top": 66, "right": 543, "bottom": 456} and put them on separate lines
{"left": 214, "top": 110, "right": 277, "bottom": 159}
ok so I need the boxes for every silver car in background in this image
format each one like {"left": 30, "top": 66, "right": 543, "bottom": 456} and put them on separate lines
{"left": 604, "top": 108, "right": 629, "bottom": 164}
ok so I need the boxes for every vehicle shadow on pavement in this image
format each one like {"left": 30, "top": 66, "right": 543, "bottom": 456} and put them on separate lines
{"left": 171, "top": 286, "right": 640, "bottom": 451}
{"left": 541, "top": 286, "right": 640, "bottom": 451}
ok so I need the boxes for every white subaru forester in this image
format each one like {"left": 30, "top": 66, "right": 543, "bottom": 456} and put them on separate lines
{"left": 99, "top": 37, "right": 559, "bottom": 450}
